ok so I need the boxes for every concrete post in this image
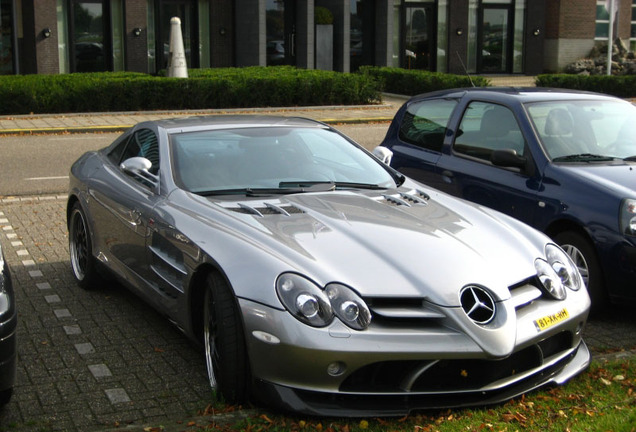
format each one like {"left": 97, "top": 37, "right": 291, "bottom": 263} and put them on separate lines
{"left": 167, "top": 17, "right": 188, "bottom": 78}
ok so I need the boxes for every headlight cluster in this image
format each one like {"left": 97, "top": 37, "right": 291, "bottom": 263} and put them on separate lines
{"left": 535, "top": 244, "right": 583, "bottom": 300}
{"left": 620, "top": 199, "right": 636, "bottom": 236}
{"left": 276, "top": 273, "right": 371, "bottom": 330}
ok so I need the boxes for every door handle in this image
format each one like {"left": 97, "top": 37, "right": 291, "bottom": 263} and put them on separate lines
{"left": 442, "top": 170, "right": 455, "bottom": 184}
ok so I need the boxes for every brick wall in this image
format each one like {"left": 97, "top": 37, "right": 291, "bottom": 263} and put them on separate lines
{"left": 125, "top": 0, "right": 148, "bottom": 73}
{"left": 33, "top": 0, "right": 58, "bottom": 74}
{"left": 210, "top": 0, "right": 234, "bottom": 67}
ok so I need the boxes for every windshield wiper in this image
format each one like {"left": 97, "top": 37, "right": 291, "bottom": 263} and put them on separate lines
{"left": 279, "top": 181, "right": 386, "bottom": 191}
{"left": 197, "top": 187, "right": 304, "bottom": 196}
{"left": 552, "top": 153, "right": 615, "bottom": 162}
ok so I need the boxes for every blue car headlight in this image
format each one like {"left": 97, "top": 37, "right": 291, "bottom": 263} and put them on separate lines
{"left": 276, "top": 273, "right": 371, "bottom": 330}
{"left": 620, "top": 198, "right": 636, "bottom": 236}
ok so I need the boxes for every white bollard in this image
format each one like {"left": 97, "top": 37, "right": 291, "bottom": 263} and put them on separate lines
{"left": 167, "top": 17, "right": 188, "bottom": 78}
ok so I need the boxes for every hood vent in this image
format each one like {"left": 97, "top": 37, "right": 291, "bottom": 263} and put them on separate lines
{"left": 382, "top": 190, "right": 430, "bottom": 207}
{"left": 229, "top": 202, "right": 304, "bottom": 217}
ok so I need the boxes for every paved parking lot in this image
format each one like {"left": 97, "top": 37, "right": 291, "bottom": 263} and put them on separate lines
{"left": 0, "top": 195, "right": 635, "bottom": 432}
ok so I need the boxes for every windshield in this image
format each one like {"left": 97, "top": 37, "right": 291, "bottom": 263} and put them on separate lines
{"left": 170, "top": 126, "right": 398, "bottom": 194}
{"left": 526, "top": 99, "right": 636, "bottom": 161}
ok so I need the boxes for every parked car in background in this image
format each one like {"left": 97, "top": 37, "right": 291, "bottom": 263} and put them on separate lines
{"left": 0, "top": 242, "right": 16, "bottom": 406}
{"left": 376, "top": 87, "right": 636, "bottom": 309}
{"left": 67, "top": 115, "right": 590, "bottom": 416}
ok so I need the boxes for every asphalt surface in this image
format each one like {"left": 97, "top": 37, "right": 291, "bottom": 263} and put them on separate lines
{"left": 1, "top": 79, "right": 635, "bottom": 432}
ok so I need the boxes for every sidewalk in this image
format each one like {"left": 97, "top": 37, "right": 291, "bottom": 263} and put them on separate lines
{"left": 0, "top": 76, "right": 536, "bottom": 135}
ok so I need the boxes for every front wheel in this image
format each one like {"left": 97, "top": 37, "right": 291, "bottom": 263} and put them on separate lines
{"left": 68, "top": 202, "right": 100, "bottom": 289}
{"left": 203, "top": 273, "right": 250, "bottom": 404}
{"left": 554, "top": 230, "right": 606, "bottom": 310}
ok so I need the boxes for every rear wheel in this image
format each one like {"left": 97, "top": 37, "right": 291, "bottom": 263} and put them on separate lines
{"left": 203, "top": 273, "right": 250, "bottom": 404}
{"left": 555, "top": 230, "right": 607, "bottom": 310}
{"left": 69, "top": 202, "right": 100, "bottom": 289}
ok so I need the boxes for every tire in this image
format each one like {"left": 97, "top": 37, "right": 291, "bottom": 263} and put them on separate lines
{"left": 554, "top": 230, "right": 607, "bottom": 310}
{"left": 203, "top": 273, "right": 250, "bottom": 404}
{"left": 68, "top": 202, "right": 100, "bottom": 290}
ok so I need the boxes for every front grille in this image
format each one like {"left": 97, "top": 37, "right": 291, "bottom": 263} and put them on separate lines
{"left": 340, "top": 331, "right": 574, "bottom": 393}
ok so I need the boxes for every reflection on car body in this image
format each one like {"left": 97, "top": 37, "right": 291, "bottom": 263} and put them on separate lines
{"left": 68, "top": 115, "right": 590, "bottom": 416}
{"left": 377, "top": 87, "right": 636, "bottom": 310}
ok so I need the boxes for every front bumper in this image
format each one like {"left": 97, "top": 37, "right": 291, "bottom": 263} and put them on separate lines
{"left": 239, "top": 286, "right": 590, "bottom": 416}
{"left": 252, "top": 341, "right": 590, "bottom": 417}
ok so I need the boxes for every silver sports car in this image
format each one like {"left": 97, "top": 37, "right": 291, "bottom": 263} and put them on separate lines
{"left": 67, "top": 115, "right": 591, "bottom": 416}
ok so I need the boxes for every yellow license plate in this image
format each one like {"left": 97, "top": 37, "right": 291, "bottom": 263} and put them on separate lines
{"left": 534, "top": 308, "right": 569, "bottom": 331}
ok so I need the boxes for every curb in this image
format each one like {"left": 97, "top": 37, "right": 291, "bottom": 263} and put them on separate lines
{"left": 0, "top": 116, "right": 395, "bottom": 136}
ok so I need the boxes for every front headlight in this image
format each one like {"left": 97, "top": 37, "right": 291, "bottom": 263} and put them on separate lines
{"left": 535, "top": 244, "right": 583, "bottom": 299}
{"left": 620, "top": 198, "right": 636, "bottom": 236}
{"left": 276, "top": 273, "right": 372, "bottom": 330}
{"left": 325, "top": 283, "right": 371, "bottom": 330}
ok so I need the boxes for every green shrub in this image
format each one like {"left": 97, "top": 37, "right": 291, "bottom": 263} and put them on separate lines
{"left": 359, "top": 66, "right": 490, "bottom": 96}
{"left": 315, "top": 6, "right": 334, "bottom": 25}
{"left": 0, "top": 67, "right": 380, "bottom": 115}
{"left": 536, "top": 73, "right": 636, "bottom": 97}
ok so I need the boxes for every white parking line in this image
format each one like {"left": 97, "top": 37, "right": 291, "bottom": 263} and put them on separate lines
{"left": 25, "top": 176, "right": 69, "bottom": 181}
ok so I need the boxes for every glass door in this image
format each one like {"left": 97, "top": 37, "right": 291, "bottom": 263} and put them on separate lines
{"left": 70, "top": 0, "right": 110, "bottom": 72}
{"left": 403, "top": 5, "right": 435, "bottom": 70}
{"left": 266, "top": 0, "right": 296, "bottom": 66}
{"left": 478, "top": 5, "right": 512, "bottom": 73}
{"left": 157, "top": 0, "right": 197, "bottom": 71}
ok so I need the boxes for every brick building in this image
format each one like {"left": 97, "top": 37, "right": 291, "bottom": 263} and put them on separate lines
{"left": 0, "top": 0, "right": 632, "bottom": 76}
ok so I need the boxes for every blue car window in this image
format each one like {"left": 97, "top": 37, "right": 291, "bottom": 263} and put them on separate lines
{"left": 454, "top": 102, "right": 524, "bottom": 161}
{"left": 399, "top": 98, "right": 457, "bottom": 152}
{"left": 527, "top": 100, "right": 636, "bottom": 160}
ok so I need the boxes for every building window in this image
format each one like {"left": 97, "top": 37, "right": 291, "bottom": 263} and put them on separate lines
{"left": 0, "top": 0, "right": 15, "bottom": 74}
{"left": 595, "top": 0, "right": 611, "bottom": 40}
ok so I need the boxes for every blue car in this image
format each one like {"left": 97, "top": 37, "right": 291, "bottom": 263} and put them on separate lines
{"left": 0, "top": 242, "right": 16, "bottom": 406}
{"left": 376, "top": 88, "right": 636, "bottom": 309}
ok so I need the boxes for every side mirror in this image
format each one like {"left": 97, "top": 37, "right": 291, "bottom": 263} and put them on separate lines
{"left": 121, "top": 156, "right": 152, "bottom": 173}
{"left": 120, "top": 157, "right": 159, "bottom": 188}
{"left": 372, "top": 146, "right": 394, "bottom": 165}
{"left": 491, "top": 149, "right": 527, "bottom": 169}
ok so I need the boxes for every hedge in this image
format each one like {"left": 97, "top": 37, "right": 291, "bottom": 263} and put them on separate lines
{"left": 359, "top": 66, "right": 490, "bottom": 96}
{"left": 0, "top": 67, "right": 381, "bottom": 115}
{"left": 536, "top": 74, "right": 636, "bottom": 98}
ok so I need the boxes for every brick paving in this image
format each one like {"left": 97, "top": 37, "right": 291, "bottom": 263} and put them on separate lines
{"left": 0, "top": 197, "right": 211, "bottom": 431}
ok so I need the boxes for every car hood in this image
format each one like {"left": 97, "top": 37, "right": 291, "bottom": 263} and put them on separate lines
{"left": 194, "top": 186, "right": 546, "bottom": 308}
{"left": 556, "top": 162, "right": 636, "bottom": 197}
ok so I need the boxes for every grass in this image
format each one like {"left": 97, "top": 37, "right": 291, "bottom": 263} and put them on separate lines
{"left": 169, "top": 356, "right": 635, "bottom": 432}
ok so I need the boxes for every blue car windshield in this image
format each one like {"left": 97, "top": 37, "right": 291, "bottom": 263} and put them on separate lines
{"left": 526, "top": 99, "right": 636, "bottom": 161}
{"left": 170, "top": 126, "right": 398, "bottom": 194}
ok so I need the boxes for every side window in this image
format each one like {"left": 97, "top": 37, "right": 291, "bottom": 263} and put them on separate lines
{"left": 398, "top": 98, "right": 457, "bottom": 152}
{"left": 119, "top": 129, "right": 160, "bottom": 174}
{"left": 454, "top": 102, "right": 525, "bottom": 161}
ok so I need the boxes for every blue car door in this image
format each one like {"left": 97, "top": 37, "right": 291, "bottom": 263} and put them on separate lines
{"left": 385, "top": 98, "right": 458, "bottom": 192}
{"left": 436, "top": 100, "right": 543, "bottom": 226}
